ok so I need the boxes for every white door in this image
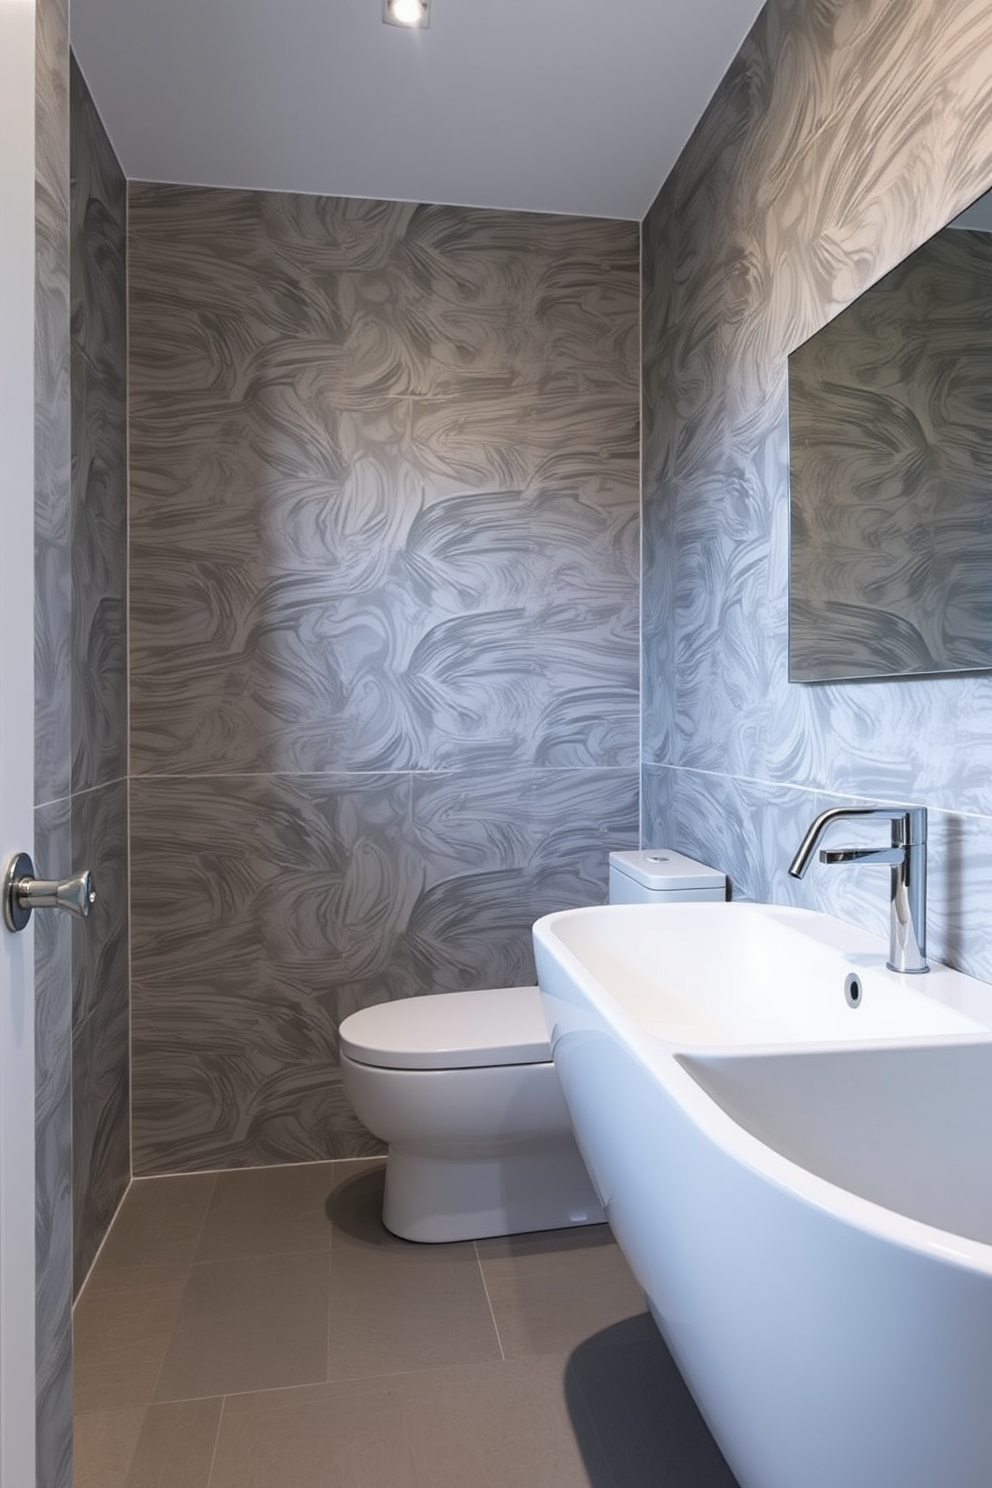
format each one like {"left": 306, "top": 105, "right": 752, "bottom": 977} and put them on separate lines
{"left": 0, "top": 0, "right": 40, "bottom": 1481}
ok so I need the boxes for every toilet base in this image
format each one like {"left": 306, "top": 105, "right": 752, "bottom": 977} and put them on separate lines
{"left": 383, "top": 1135, "right": 606, "bottom": 1243}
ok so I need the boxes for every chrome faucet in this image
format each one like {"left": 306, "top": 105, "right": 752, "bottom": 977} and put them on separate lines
{"left": 788, "top": 806, "right": 928, "bottom": 974}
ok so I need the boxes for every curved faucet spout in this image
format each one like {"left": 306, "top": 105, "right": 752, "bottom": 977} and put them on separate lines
{"left": 788, "top": 806, "right": 928, "bottom": 975}
{"left": 788, "top": 805, "right": 926, "bottom": 880}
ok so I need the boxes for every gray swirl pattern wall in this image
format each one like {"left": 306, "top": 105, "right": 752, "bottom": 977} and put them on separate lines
{"left": 128, "top": 187, "right": 640, "bottom": 1173}
{"left": 642, "top": 0, "right": 992, "bottom": 981}
{"left": 35, "top": 1, "right": 72, "bottom": 1482}
{"left": 70, "top": 56, "right": 130, "bottom": 1292}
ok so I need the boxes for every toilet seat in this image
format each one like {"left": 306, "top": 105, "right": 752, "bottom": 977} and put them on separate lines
{"left": 339, "top": 986, "right": 549, "bottom": 1070}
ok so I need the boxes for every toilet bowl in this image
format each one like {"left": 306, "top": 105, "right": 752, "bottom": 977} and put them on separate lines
{"left": 341, "top": 985, "right": 603, "bottom": 1242}
{"left": 339, "top": 849, "right": 726, "bottom": 1243}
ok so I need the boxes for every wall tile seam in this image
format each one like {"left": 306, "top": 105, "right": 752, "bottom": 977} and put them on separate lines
{"left": 33, "top": 775, "right": 129, "bottom": 814}
{"left": 69, "top": 1173, "right": 131, "bottom": 1305}
{"left": 125, "top": 168, "right": 135, "bottom": 1191}
{"left": 122, "top": 1153, "right": 376, "bottom": 1188}
{"left": 126, "top": 389, "right": 642, "bottom": 403}
{"left": 127, "top": 765, "right": 640, "bottom": 782}
{"left": 69, "top": 775, "right": 128, "bottom": 800}
{"left": 652, "top": 763, "right": 992, "bottom": 826}
{"left": 637, "top": 212, "right": 645, "bottom": 849}
{"left": 127, "top": 404, "right": 641, "bottom": 423}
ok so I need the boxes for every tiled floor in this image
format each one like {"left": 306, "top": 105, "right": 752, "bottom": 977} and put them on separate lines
{"left": 73, "top": 1159, "right": 740, "bottom": 1487}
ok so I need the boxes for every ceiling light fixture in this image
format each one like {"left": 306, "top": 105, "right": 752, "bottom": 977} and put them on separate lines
{"left": 383, "top": 0, "right": 429, "bottom": 27}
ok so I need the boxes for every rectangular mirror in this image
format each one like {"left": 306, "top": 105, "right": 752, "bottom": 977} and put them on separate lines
{"left": 788, "top": 187, "right": 992, "bottom": 683}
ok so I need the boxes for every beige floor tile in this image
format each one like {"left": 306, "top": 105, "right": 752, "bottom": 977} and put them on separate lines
{"left": 194, "top": 1161, "right": 349, "bottom": 1262}
{"left": 73, "top": 1406, "right": 146, "bottom": 1488}
{"left": 326, "top": 1239, "right": 502, "bottom": 1380}
{"left": 86, "top": 1174, "right": 217, "bottom": 1293}
{"left": 154, "top": 1251, "right": 329, "bottom": 1401}
{"left": 73, "top": 1161, "right": 734, "bottom": 1488}
{"left": 323, "top": 1157, "right": 500, "bottom": 1378}
{"left": 125, "top": 1397, "right": 223, "bottom": 1488}
{"left": 74, "top": 1283, "right": 186, "bottom": 1411}
{"left": 476, "top": 1224, "right": 650, "bottom": 1359}
{"left": 210, "top": 1356, "right": 611, "bottom": 1488}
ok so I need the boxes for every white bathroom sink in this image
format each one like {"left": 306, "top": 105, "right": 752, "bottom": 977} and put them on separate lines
{"left": 679, "top": 1040, "right": 992, "bottom": 1244}
{"left": 532, "top": 900, "right": 992, "bottom": 1488}
{"left": 534, "top": 900, "right": 992, "bottom": 1048}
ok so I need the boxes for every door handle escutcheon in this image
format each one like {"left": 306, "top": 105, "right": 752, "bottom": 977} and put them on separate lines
{"left": 2, "top": 852, "right": 96, "bottom": 933}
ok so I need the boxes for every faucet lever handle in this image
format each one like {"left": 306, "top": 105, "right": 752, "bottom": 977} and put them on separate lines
{"left": 819, "top": 846, "right": 904, "bottom": 867}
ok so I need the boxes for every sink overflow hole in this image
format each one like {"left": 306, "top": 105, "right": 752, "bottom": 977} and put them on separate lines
{"left": 844, "top": 972, "right": 862, "bottom": 1009}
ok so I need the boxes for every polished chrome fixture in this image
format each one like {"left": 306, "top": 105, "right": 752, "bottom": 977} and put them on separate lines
{"left": 383, "top": 0, "right": 429, "bottom": 28}
{"left": 788, "top": 806, "right": 928, "bottom": 974}
{"left": 2, "top": 852, "right": 96, "bottom": 933}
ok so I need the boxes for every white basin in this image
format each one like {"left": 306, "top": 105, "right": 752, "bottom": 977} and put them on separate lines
{"left": 533, "top": 901, "right": 992, "bottom": 1488}
{"left": 680, "top": 1041, "right": 992, "bottom": 1244}
{"left": 538, "top": 900, "right": 992, "bottom": 1047}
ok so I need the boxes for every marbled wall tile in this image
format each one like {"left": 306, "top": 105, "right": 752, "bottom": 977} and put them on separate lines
{"left": 128, "top": 186, "right": 640, "bottom": 1169}
{"left": 129, "top": 387, "right": 637, "bottom": 524}
{"left": 129, "top": 771, "right": 418, "bottom": 1166}
{"left": 407, "top": 391, "right": 639, "bottom": 510}
{"left": 35, "top": 0, "right": 73, "bottom": 1481}
{"left": 72, "top": 980, "right": 129, "bottom": 1289}
{"left": 523, "top": 784, "right": 640, "bottom": 922}
{"left": 925, "top": 808, "right": 992, "bottom": 982}
{"left": 640, "top": 491, "right": 677, "bottom": 769}
{"left": 129, "top": 766, "right": 636, "bottom": 1170}
{"left": 130, "top": 773, "right": 420, "bottom": 986}
{"left": 35, "top": 0, "right": 71, "bottom": 814}
{"left": 72, "top": 778, "right": 128, "bottom": 1029}
{"left": 639, "top": 763, "right": 676, "bottom": 849}
{"left": 70, "top": 54, "right": 128, "bottom": 792}
{"left": 130, "top": 381, "right": 638, "bottom": 777}
{"left": 136, "top": 571, "right": 638, "bottom": 775}
{"left": 68, "top": 56, "right": 131, "bottom": 1308}
{"left": 641, "top": 0, "right": 992, "bottom": 983}
{"left": 409, "top": 769, "right": 537, "bottom": 883}
{"left": 129, "top": 188, "right": 639, "bottom": 400}
{"left": 131, "top": 969, "right": 382, "bottom": 1171}
{"left": 34, "top": 798, "right": 73, "bottom": 1488}
{"left": 407, "top": 767, "right": 639, "bottom": 991}
{"left": 391, "top": 870, "right": 540, "bottom": 998}
{"left": 72, "top": 779, "right": 129, "bottom": 1287}
{"left": 645, "top": 766, "right": 815, "bottom": 906}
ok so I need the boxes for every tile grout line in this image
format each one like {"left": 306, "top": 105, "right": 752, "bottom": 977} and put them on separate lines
{"left": 473, "top": 1242, "right": 506, "bottom": 1363}
{"left": 325, "top": 1246, "right": 333, "bottom": 1387}
{"left": 142, "top": 1172, "right": 220, "bottom": 1408}
{"left": 205, "top": 1395, "right": 227, "bottom": 1488}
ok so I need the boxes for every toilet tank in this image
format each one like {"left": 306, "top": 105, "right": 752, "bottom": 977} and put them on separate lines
{"left": 608, "top": 849, "right": 726, "bottom": 905}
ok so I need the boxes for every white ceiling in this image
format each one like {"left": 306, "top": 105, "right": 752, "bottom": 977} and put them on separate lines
{"left": 70, "top": 0, "right": 766, "bottom": 221}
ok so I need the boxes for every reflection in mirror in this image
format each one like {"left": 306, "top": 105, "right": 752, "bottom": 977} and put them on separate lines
{"left": 788, "top": 187, "right": 992, "bottom": 683}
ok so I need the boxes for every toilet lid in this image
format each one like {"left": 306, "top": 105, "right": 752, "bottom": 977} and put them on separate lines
{"left": 339, "top": 986, "right": 551, "bottom": 1070}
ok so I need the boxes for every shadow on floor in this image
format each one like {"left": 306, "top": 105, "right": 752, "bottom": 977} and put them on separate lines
{"left": 565, "top": 1317, "right": 742, "bottom": 1488}
{"left": 323, "top": 1163, "right": 406, "bottom": 1247}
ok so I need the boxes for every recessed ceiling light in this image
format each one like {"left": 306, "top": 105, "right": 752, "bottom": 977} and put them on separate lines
{"left": 383, "top": 0, "right": 429, "bottom": 27}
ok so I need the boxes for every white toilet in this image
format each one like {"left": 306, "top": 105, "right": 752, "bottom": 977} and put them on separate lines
{"left": 339, "top": 849, "right": 726, "bottom": 1242}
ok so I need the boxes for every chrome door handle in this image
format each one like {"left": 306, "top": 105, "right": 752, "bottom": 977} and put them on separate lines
{"left": 2, "top": 852, "right": 96, "bottom": 933}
